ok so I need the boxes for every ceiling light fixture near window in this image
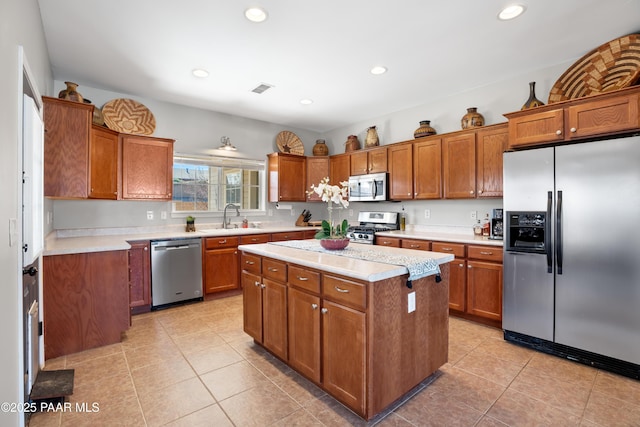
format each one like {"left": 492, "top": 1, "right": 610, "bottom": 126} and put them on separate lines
{"left": 300, "top": 99, "right": 313, "bottom": 105}
{"left": 192, "top": 68, "right": 209, "bottom": 78}
{"left": 498, "top": 4, "right": 526, "bottom": 20}
{"left": 245, "top": 6, "right": 268, "bottom": 23}
{"left": 218, "top": 136, "right": 237, "bottom": 151}
{"left": 370, "top": 66, "right": 388, "bottom": 75}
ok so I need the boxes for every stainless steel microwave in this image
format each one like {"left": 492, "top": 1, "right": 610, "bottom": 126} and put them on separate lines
{"left": 348, "top": 172, "right": 388, "bottom": 201}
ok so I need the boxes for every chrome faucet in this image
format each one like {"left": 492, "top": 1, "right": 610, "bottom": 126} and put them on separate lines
{"left": 223, "top": 203, "right": 240, "bottom": 229}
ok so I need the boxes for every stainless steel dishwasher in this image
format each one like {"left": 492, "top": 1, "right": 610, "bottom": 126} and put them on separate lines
{"left": 150, "top": 238, "right": 203, "bottom": 309}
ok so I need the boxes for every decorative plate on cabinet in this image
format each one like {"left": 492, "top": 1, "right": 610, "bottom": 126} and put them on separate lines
{"left": 276, "top": 130, "right": 304, "bottom": 155}
{"left": 102, "top": 98, "right": 156, "bottom": 135}
{"left": 548, "top": 33, "right": 640, "bottom": 103}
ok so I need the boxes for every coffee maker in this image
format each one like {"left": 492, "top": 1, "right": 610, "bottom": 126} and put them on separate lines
{"left": 490, "top": 209, "right": 503, "bottom": 240}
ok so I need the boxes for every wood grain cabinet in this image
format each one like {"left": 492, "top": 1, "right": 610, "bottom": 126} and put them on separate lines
{"left": 89, "top": 125, "right": 120, "bottom": 199}
{"left": 43, "top": 250, "right": 129, "bottom": 359}
{"left": 268, "top": 152, "right": 307, "bottom": 202}
{"left": 306, "top": 156, "right": 330, "bottom": 201}
{"left": 413, "top": 138, "right": 442, "bottom": 199}
{"left": 121, "top": 134, "right": 174, "bottom": 200}
{"left": 442, "top": 131, "right": 476, "bottom": 199}
{"left": 387, "top": 143, "right": 413, "bottom": 200}
{"left": 476, "top": 124, "right": 507, "bottom": 198}
{"left": 466, "top": 245, "right": 503, "bottom": 322}
{"left": 271, "top": 230, "right": 306, "bottom": 241}
{"left": 43, "top": 96, "right": 93, "bottom": 198}
{"left": 128, "top": 240, "right": 151, "bottom": 314}
{"left": 329, "top": 153, "right": 351, "bottom": 187}
{"left": 350, "top": 146, "right": 387, "bottom": 175}
{"left": 375, "top": 236, "right": 401, "bottom": 247}
{"left": 203, "top": 236, "right": 240, "bottom": 294}
{"left": 505, "top": 87, "right": 640, "bottom": 149}
{"left": 431, "top": 242, "right": 466, "bottom": 312}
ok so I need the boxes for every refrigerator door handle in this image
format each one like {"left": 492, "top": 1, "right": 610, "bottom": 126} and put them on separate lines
{"left": 556, "top": 190, "right": 563, "bottom": 274}
{"left": 546, "top": 191, "right": 553, "bottom": 273}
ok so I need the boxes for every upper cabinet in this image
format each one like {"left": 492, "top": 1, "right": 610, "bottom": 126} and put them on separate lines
{"left": 388, "top": 143, "right": 414, "bottom": 200}
{"left": 505, "top": 86, "right": 640, "bottom": 150}
{"left": 268, "top": 153, "right": 307, "bottom": 202}
{"left": 442, "top": 132, "right": 476, "bottom": 199}
{"left": 43, "top": 97, "right": 92, "bottom": 198}
{"left": 413, "top": 138, "right": 442, "bottom": 199}
{"left": 306, "top": 156, "right": 330, "bottom": 202}
{"left": 329, "top": 153, "right": 351, "bottom": 186}
{"left": 44, "top": 97, "right": 175, "bottom": 201}
{"left": 349, "top": 146, "right": 387, "bottom": 175}
{"left": 121, "top": 134, "right": 174, "bottom": 200}
{"left": 476, "top": 123, "right": 507, "bottom": 198}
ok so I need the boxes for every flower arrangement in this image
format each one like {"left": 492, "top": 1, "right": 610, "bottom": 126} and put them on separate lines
{"left": 307, "top": 177, "right": 350, "bottom": 239}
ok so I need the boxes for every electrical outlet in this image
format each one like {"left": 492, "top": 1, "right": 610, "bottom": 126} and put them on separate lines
{"left": 161, "top": 211, "right": 167, "bottom": 220}
{"left": 470, "top": 210, "right": 477, "bottom": 220}
{"left": 408, "top": 291, "right": 416, "bottom": 313}
{"left": 349, "top": 209, "right": 354, "bottom": 217}
{"left": 424, "top": 209, "right": 431, "bottom": 219}
{"left": 268, "top": 209, "right": 273, "bottom": 217}
{"left": 146, "top": 211, "right": 154, "bottom": 220}
{"left": 291, "top": 208, "right": 295, "bottom": 216}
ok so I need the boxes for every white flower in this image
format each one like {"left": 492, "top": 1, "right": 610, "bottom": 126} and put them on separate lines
{"left": 307, "top": 177, "right": 349, "bottom": 208}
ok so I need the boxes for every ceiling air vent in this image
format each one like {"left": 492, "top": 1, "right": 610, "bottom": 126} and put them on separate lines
{"left": 251, "top": 83, "right": 274, "bottom": 94}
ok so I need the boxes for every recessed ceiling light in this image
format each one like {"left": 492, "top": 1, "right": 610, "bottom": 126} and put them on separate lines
{"left": 370, "top": 66, "right": 388, "bottom": 75}
{"left": 498, "top": 4, "right": 526, "bottom": 20}
{"left": 192, "top": 68, "right": 209, "bottom": 78}
{"left": 300, "top": 99, "right": 313, "bottom": 105}
{"left": 245, "top": 6, "right": 268, "bottom": 23}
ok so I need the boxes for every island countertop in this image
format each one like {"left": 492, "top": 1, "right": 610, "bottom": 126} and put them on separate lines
{"left": 238, "top": 240, "right": 454, "bottom": 282}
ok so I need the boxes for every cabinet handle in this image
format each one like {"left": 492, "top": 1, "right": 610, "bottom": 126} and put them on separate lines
{"left": 478, "top": 190, "right": 483, "bottom": 194}
{"left": 414, "top": 192, "right": 417, "bottom": 196}
{"left": 251, "top": 238, "right": 259, "bottom": 242}
{"left": 441, "top": 247, "right": 453, "bottom": 251}
{"left": 556, "top": 130, "right": 562, "bottom": 135}
{"left": 321, "top": 308, "right": 328, "bottom": 314}
{"left": 144, "top": 247, "right": 148, "bottom": 251}
{"left": 409, "top": 244, "right": 420, "bottom": 248}
{"left": 260, "top": 284, "right": 266, "bottom": 288}
{"left": 469, "top": 190, "right": 474, "bottom": 194}
{"left": 407, "top": 192, "right": 411, "bottom": 196}
{"left": 458, "top": 263, "right": 464, "bottom": 267}
{"left": 335, "top": 286, "right": 350, "bottom": 293}
{"left": 480, "top": 251, "right": 493, "bottom": 255}
{"left": 297, "top": 276, "right": 309, "bottom": 281}
{"left": 268, "top": 267, "right": 278, "bottom": 272}
{"left": 254, "top": 281, "right": 260, "bottom": 287}
{"left": 570, "top": 127, "right": 577, "bottom": 133}
{"left": 246, "top": 260, "right": 255, "bottom": 265}
{"left": 311, "top": 303, "right": 318, "bottom": 310}
{"left": 468, "top": 265, "right": 472, "bottom": 269}
{"left": 219, "top": 239, "right": 227, "bottom": 244}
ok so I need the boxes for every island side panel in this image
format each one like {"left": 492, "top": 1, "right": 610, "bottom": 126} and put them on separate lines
{"left": 367, "top": 263, "right": 450, "bottom": 417}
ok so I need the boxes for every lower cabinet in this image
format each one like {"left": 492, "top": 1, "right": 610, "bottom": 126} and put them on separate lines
{"left": 466, "top": 245, "right": 503, "bottom": 322}
{"left": 43, "top": 250, "right": 129, "bottom": 359}
{"left": 128, "top": 240, "right": 151, "bottom": 314}
{"left": 203, "top": 237, "right": 239, "bottom": 294}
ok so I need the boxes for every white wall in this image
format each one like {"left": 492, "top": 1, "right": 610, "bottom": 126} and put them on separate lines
{"left": 0, "top": 0, "right": 53, "bottom": 425}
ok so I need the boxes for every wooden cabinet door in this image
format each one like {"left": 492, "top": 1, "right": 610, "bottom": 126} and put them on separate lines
{"left": 121, "top": 135, "right": 174, "bottom": 200}
{"left": 89, "top": 125, "right": 120, "bottom": 199}
{"left": 367, "top": 146, "right": 388, "bottom": 173}
{"left": 413, "top": 138, "right": 442, "bottom": 199}
{"left": 262, "top": 278, "right": 288, "bottom": 360}
{"left": 288, "top": 287, "right": 321, "bottom": 382}
{"left": 401, "top": 238, "right": 431, "bottom": 251}
{"left": 443, "top": 132, "right": 476, "bottom": 199}
{"left": 568, "top": 92, "right": 640, "bottom": 139}
{"left": 204, "top": 247, "right": 239, "bottom": 293}
{"left": 268, "top": 153, "right": 306, "bottom": 202}
{"left": 376, "top": 236, "right": 401, "bottom": 247}
{"left": 306, "top": 156, "right": 330, "bottom": 201}
{"left": 270, "top": 231, "right": 305, "bottom": 242}
{"left": 330, "top": 153, "right": 351, "bottom": 186}
{"left": 322, "top": 300, "right": 366, "bottom": 415}
{"left": 466, "top": 260, "right": 502, "bottom": 321}
{"left": 128, "top": 241, "right": 150, "bottom": 314}
{"left": 507, "top": 108, "right": 564, "bottom": 149}
{"left": 43, "top": 97, "right": 92, "bottom": 198}
{"left": 388, "top": 143, "right": 413, "bottom": 200}
{"left": 476, "top": 124, "right": 507, "bottom": 198}
{"left": 350, "top": 151, "right": 368, "bottom": 175}
{"left": 242, "top": 270, "right": 263, "bottom": 342}
{"left": 449, "top": 258, "right": 466, "bottom": 312}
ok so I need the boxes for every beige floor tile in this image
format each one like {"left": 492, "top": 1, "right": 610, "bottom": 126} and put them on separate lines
{"left": 130, "top": 356, "right": 197, "bottom": 395}
{"left": 184, "top": 342, "right": 244, "bottom": 375}
{"left": 65, "top": 352, "right": 130, "bottom": 387}
{"left": 583, "top": 390, "right": 640, "bottom": 426}
{"left": 475, "top": 415, "right": 510, "bottom": 427}
{"left": 302, "top": 393, "right": 370, "bottom": 427}
{"left": 64, "top": 343, "right": 123, "bottom": 366}
{"left": 487, "top": 388, "right": 582, "bottom": 426}
{"left": 473, "top": 336, "right": 535, "bottom": 367}
{"left": 138, "top": 376, "right": 215, "bottom": 427}
{"left": 392, "top": 387, "right": 484, "bottom": 426}
{"left": 200, "top": 360, "right": 270, "bottom": 401}
{"left": 171, "top": 328, "right": 226, "bottom": 355}
{"left": 271, "top": 408, "right": 325, "bottom": 426}
{"left": 26, "top": 410, "right": 61, "bottom": 427}
{"left": 374, "top": 412, "right": 415, "bottom": 426}
{"left": 219, "top": 382, "right": 302, "bottom": 426}
{"left": 163, "top": 403, "right": 233, "bottom": 427}
{"left": 269, "top": 368, "right": 327, "bottom": 405}
{"left": 123, "top": 339, "right": 184, "bottom": 371}
{"left": 455, "top": 347, "right": 524, "bottom": 387}
{"left": 592, "top": 370, "right": 640, "bottom": 405}
{"left": 525, "top": 352, "right": 598, "bottom": 385}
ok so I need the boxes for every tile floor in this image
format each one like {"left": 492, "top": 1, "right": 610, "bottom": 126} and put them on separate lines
{"left": 28, "top": 294, "right": 640, "bottom": 427}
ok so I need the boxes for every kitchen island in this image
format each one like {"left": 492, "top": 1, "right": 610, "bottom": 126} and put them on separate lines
{"left": 238, "top": 240, "right": 453, "bottom": 420}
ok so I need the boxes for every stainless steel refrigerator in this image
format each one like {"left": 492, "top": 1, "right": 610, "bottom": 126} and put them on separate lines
{"left": 503, "top": 135, "right": 640, "bottom": 378}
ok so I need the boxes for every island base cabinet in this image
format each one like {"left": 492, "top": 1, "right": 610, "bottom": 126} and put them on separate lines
{"left": 43, "top": 251, "right": 129, "bottom": 359}
{"left": 322, "top": 300, "right": 366, "bottom": 415}
{"left": 242, "top": 271, "right": 263, "bottom": 341}
{"left": 262, "top": 279, "right": 288, "bottom": 361}
{"left": 288, "top": 288, "right": 321, "bottom": 383}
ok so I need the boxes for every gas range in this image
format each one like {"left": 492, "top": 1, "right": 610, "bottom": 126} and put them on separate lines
{"left": 346, "top": 211, "right": 399, "bottom": 244}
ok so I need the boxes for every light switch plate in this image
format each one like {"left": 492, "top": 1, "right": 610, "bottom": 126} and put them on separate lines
{"left": 408, "top": 291, "right": 416, "bottom": 313}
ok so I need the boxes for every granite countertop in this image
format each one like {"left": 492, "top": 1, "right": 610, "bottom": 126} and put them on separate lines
{"left": 239, "top": 241, "right": 454, "bottom": 282}
{"left": 44, "top": 225, "right": 316, "bottom": 256}
{"left": 375, "top": 229, "right": 503, "bottom": 247}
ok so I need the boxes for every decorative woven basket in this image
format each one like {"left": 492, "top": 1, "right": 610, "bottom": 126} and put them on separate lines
{"left": 102, "top": 98, "right": 156, "bottom": 135}
{"left": 276, "top": 131, "right": 304, "bottom": 155}
{"left": 548, "top": 34, "right": 640, "bottom": 104}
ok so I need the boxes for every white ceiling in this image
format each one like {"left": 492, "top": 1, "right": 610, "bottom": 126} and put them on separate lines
{"left": 38, "top": 0, "right": 640, "bottom": 133}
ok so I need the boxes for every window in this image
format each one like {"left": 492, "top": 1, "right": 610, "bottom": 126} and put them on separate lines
{"left": 172, "top": 155, "right": 265, "bottom": 215}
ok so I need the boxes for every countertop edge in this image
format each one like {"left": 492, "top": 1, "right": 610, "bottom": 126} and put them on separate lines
{"left": 375, "top": 230, "right": 503, "bottom": 247}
